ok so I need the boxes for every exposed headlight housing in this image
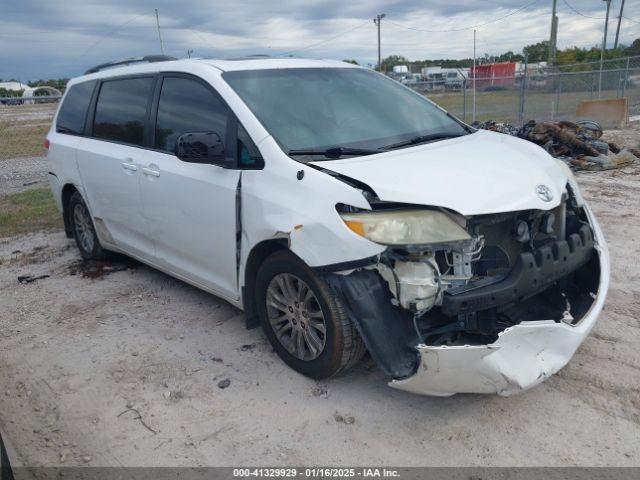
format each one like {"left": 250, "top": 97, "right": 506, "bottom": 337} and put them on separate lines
{"left": 340, "top": 209, "right": 471, "bottom": 246}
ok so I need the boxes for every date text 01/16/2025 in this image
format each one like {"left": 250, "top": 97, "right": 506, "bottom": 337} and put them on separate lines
{"left": 232, "top": 468, "right": 401, "bottom": 478}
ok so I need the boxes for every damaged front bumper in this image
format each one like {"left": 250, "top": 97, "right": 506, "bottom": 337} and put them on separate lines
{"left": 390, "top": 207, "right": 610, "bottom": 397}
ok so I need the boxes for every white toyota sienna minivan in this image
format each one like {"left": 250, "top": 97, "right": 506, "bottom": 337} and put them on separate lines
{"left": 46, "top": 55, "right": 610, "bottom": 396}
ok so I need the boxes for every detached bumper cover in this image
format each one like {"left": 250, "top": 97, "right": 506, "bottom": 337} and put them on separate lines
{"left": 390, "top": 206, "right": 610, "bottom": 396}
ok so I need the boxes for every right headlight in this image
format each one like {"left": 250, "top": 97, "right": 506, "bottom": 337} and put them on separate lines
{"left": 340, "top": 209, "right": 471, "bottom": 246}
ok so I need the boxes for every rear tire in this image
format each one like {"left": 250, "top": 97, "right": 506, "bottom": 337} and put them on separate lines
{"left": 255, "top": 250, "right": 366, "bottom": 379}
{"left": 68, "top": 192, "right": 108, "bottom": 260}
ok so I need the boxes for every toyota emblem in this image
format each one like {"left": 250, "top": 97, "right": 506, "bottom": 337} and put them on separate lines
{"left": 535, "top": 184, "right": 554, "bottom": 202}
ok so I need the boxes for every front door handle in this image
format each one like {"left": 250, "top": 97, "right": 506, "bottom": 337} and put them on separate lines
{"left": 142, "top": 166, "right": 160, "bottom": 177}
{"left": 121, "top": 162, "right": 138, "bottom": 172}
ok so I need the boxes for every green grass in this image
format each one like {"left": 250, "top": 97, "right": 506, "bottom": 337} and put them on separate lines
{"left": 426, "top": 85, "right": 640, "bottom": 124}
{"left": 0, "top": 120, "right": 51, "bottom": 160}
{"left": 0, "top": 188, "right": 63, "bottom": 238}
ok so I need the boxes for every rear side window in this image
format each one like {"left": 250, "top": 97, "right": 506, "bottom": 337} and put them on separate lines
{"left": 93, "top": 77, "right": 154, "bottom": 146}
{"left": 56, "top": 80, "right": 95, "bottom": 135}
{"left": 155, "top": 77, "right": 228, "bottom": 153}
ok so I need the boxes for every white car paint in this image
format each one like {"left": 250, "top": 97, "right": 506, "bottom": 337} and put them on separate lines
{"left": 139, "top": 150, "right": 241, "bottom": 300}
{"left": 46, "top": 57, "right": 608, "bottom": 396}
{"left": 312, "top": 129, "right": 568, "bottom": 215}
{"left": 48, "top": 58, "right": 383, "bottom": 302}
{"left": 76, "top": 137, "right": 157, "bottom": 260}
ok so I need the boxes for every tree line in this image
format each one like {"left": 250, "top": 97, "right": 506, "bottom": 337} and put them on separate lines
{"left": 354, "top": 38, "right": 640, "bottom": 72}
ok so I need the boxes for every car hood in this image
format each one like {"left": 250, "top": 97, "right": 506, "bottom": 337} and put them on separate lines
{"left": 311, "top": 130, "right": 568, "bottom": 216}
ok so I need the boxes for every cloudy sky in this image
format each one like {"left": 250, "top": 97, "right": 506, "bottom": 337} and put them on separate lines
{"left": 2, "top": 0, "right": 639, "bottom": 80}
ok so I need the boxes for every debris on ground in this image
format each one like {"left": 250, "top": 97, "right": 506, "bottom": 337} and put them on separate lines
{"left": 162, "top": 389, "right": 183, "bottom": 402}
{"left": 310, "top": 384, "right": 329, "bottom": 398}
{"left": 333, "top": 411, "right": 355, "bottom": 425}
{"left": 473, "top": 120, "right": 521, "bottom": 136}
{"left": 217, "top": 378, "right": 231, "bottom": 389}
{"left": 116, "top": 407, "right": 157, "bottom": 435}
{"left": 472, "top": 119, "right": 640, "bottom": 171}
{"left": 68, "top": 258, "right": 136, "bottom": 279}
{"left": 17, "top": 274, "right": 50, "bottom": 284}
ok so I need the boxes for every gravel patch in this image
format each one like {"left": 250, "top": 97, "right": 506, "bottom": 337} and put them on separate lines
{"left": 0, "top": 156, "right": 49, "bottom": 196}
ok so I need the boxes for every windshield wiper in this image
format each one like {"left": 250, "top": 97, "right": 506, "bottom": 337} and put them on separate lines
{"left": 287, "top": 146, "right": 381, "bottom": 159}
{"left": 381, "top": 132, "right": 465, "bottom": 151}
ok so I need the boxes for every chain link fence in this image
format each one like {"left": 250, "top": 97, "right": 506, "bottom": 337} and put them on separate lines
{"left": 408, "top": 56, "right": 640, "bottom": 126}
{"left": 2, "top": 56, "right": 639, "bottom": 161}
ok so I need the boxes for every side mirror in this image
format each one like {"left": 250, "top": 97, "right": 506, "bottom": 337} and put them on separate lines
{"left": 175, "top": 131, "right": 230, "bottom": 166}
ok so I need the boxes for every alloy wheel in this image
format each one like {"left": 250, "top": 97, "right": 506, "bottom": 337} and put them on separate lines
{"left": 265, "top": 273, "right": 327, "bottom": 361}
{"left": 73, "top": 202, "right": 95, "bottom": 253}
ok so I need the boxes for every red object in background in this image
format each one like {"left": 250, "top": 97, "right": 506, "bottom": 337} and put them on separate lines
{"left": 43, "top": 138, "right": 50, "bottom": 149}
{"left": 471, "top": 62, "right": 517, "bottom": 88}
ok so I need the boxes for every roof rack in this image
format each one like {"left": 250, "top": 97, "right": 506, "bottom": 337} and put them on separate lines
{"left": 225, "top": 54, "right": 276, "bottom": 61}
{"left": 85, "top": 55, "right": 177, "bottom": 75}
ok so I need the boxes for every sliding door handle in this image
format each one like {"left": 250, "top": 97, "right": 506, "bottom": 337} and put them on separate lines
{"left": 142, "top": 167, "right": 160, "bottom": 177}
{"left": 121, "top": 162, "right": 138, "bottom": 172}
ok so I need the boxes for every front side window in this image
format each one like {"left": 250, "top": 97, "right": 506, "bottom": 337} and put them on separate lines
{"left": 56, "top": 80, "right": 95, "bottom": 135}
{"left": 223, "top": 67, "right": 467, "bottom": 159}
{"left": 155, "top": 77, "right": 228, "bottom": 154}
{"left": 93, "top": 77, "right": 154, "bottom": 146}
{"left": 237, "top": 124, "right": 263, "bottom": 168}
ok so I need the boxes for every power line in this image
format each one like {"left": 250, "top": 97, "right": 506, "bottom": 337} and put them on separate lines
{"left": 561, "top": 0, "right": 604, "bottom": 20}
{"left": 76, "top": 14, "right": 146, "bottom": 58}
{"left": 384, "top": 0, "right": 542, "bottom": 33}
{"left": 274, "top": 20, "right": 370, "bottom": 56}
{"left": 563, "top": 0, "right": 639, "bottom": 26}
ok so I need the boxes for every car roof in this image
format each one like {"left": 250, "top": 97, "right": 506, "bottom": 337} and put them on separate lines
{"left": 201, "top": 57, "right": 359, "bottom": 72}
{"left": 71, "top": 57, "right": 360, "bottom": 85}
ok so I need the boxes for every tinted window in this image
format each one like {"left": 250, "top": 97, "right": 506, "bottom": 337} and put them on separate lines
{"left": 93, "top": 77, "right": 154, "bottom": 146}
{"left": 155, "top": 77, "right": 227, "bottom": 153}
{"left": 238, "top": 124, "right": 263, "bottom": 168}
{"left": 56, "top": 80, "right": 95, "bottom": 135}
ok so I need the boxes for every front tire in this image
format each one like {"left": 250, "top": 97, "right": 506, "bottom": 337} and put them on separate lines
{"left": 255, "top": 250, "right": 366, "bottom": 379}
{"left": 68, "top": 192, "right": 108, "bottom": 260}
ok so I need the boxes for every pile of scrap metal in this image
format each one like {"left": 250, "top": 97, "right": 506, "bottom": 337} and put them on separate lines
{"left": 472, "top": 119, "right": 640, "bottom": 171}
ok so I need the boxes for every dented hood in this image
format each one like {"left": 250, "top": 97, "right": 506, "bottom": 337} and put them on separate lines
{"left": 312, "top": 130, "right": 568, "bottom": 215}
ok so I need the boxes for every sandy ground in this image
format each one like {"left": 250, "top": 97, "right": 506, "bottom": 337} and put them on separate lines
{"left": 0, "top": 156, "right": 48, "bottom": 196}
{"left": 1, "top": 143, "right": 640, "bottom": 469}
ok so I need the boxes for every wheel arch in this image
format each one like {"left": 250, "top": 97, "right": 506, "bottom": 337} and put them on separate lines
{"left": 61, "top": 183, "right": 80, "bottom": 238}
{"left": 242, "top": 238, "right": 290, "bottom": 329}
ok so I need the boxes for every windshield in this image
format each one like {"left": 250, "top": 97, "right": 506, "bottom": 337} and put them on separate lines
{"left": 223, "top": 68, "right": 467, "bottom": 159}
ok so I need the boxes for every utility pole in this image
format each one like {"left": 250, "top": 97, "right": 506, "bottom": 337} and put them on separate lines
{"left": 599, "top": 0, "right": 612, "bottom": 99}
{"left": 373, "top": 14, "right": 386, "bottom": 72}
{"left": 473, "top": 29, "right": 477, "bottom": 122}
{"left": 549, "top": 0, "right": 558, "bottom": 66}
{"left": 155, "top": 8, "right": 165, "bottom": 55}
{"left": 614, "top": 0, "right": 626, "bottom": 49}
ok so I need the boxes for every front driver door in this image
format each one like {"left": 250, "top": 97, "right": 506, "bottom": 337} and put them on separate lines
{"left": 139, "top": 74, "right": 240, "bottom": 300}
